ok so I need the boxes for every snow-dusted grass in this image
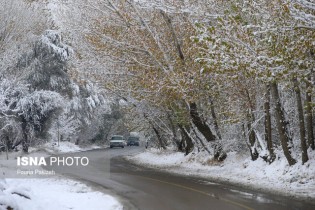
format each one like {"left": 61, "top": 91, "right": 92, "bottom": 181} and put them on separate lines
{"left": 128, "top": 148, "right": 315, "bottom": 201}
{"left": 0, "top": 178, "right": 122, "bottom": 210}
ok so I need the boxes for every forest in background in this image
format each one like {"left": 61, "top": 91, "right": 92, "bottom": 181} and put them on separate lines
{"left": 1, "top": 0, "right": 315, "bottom": 167}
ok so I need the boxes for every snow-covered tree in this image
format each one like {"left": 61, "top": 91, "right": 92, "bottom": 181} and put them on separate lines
{"left": 57, "top": 0, "right": 227, "bottom": 159}
{"left": 17, "top": 90, "right": 63, "bottom": 152}
{"left": 194, "top": 0, "right": 315, "bottom": 165}
{"left": 0, "top": 0, "right": 48, "bottom": 75}
{"left": 0, "top": 79, "right": 28, "bottom": 153}
{"left": 13, "top": 0, "right": 312, "bottom": 167}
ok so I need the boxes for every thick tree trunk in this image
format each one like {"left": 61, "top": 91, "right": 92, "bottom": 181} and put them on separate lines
{"left": 189, "top": 102, "right": 216, "bottom": 142}
{"left": 305, "top": 77, "right": 315, "bottom": 150}
{"left": 176, "top": 138, "right": 184, "bottom": 152}
{"left": 191, "top": 126, "right": 211, "bottom": 154}
{"left": 264, "top": 84, "right": 275, "bottom": 163}
{"left": 213, "top": 142, "right": 227, "bottom": 161}
{"left": 244, "top": 88, "right": 259, "bottom": 161}
{"left": 178, "top": 125, "right": 194, "bottom": 155}
{"left": 247, "top": 122, "right": 259, "bottom": 161}
{"left": 293, "top": 78, "right": 309, "bottom": 164}
{"left": 271, "top": 82, "right": 296, "bottom": 166}
{"left": 243, "top": 122, "right": 258, "bottom": 161}
{"left": 189, "top": 102, "right": 226, "bottom": 161}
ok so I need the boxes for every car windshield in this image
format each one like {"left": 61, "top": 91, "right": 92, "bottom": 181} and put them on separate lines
{"left": 111, "top": 136, "right": 123, "bottom": 140}
{"left": 128, "top": 137, "right": 139, "bottom": 141}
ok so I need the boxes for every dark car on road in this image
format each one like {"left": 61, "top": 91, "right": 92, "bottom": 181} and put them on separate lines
{"left": 127, "top": 136, "right": 140, "bottom": 146}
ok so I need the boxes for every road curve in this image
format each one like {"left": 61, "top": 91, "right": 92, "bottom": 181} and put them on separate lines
{"left": 45, "top": 147, "right": 315, "bottom": 210}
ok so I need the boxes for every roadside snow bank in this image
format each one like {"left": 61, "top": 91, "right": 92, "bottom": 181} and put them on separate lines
{"left": 0, "top": 178, "right": 122, "bottom": 210}
{"left": 128, "top": 148, "right": 315, "bottom": 201}
{"left": 44, "top": 141, "right": 102, "bottom": 154}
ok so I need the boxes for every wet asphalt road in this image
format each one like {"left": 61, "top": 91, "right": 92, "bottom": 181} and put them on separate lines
{"left": 45, "top": 147, "right": 315, "bottom": 210}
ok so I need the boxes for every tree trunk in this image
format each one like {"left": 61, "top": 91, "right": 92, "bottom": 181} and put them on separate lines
{"left": 189, "top": 102, "right": 226, "bottom": 161}
{"left": 21, "top": 118, "right": 29, "bottom": 153}
{"left": 271, "top": 81, "right": 296, "bottom": 166}
{"left": 189, "top": 102, "right": 216, "bottom": 141}
{"left": 152, "top": 126, "right": 166, "bottom": 150}
{"left": 191, "top": 125, "right": 211, "bottom": 154}
{"left": 5, "top": 136, "right": 9, "bottom": 160}
{"left": 244, "top": 88, "right": 259, "bottom": 161}
{"left": 160, "top": 10, "right": 185, "bottom": 62}
{"left": 213, "top": 141, "right": 227, "bottom": 161}
{"left": 178, "top": 125, "right": 194, "bottom": 155}
{"left": 243, "top": 122, "right": 258, "bottom": 161}
{"left": 209, "top": 97, "right": 222, "bottom": 139}
{"left": 247, "top": 122, "right": 259, "bottom": 161}
{"left": 167, "top": 114, "right": 182, "bottom": 151}
{"left": 293, "top": 78, "right": 309, "bottom": 164}
{"left": 264, "top": 83, "right": 275, "bottom": 163}
{"left": 305, "top": 77, "right": 315, "bottom": 150}
{"left": 176, "top": 138, "right": 184, "bottom": 152}
{"left": 143, "top": 113, "right": 166, "bottom": 149}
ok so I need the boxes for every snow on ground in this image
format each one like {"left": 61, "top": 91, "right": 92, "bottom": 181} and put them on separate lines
{"left": 0, "top": 144, "right": 117, "bottom": 210}
{"left": 44, "top": 141, "right": 103, "bottom": 154}
{"left": 127, "top": 148, "right": 315, "bottom": 201}
{"left": 0, "top": 141, "right": 106, "bottom": 178}
{"left": 0, "top": 178, "right": 122, "bottom": 210}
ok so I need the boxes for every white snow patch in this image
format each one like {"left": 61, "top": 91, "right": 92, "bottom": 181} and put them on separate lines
{"left": 134, "top": 148, "right": 185, "bottom": 167}
{"left": 128, "top": 148, "right": 315, "bottom": 200}
{"left": 0, "top": 178, "right": 122, "bottom": 210}
{"left": 44, "top": 141, "right": 102, "bottom": 154}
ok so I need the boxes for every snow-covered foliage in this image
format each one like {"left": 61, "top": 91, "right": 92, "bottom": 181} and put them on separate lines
{"left": 290, "top": 0, "right": 315, "bottom": 29}
{"left": 17, "top": 90, "right": 63, "bottom": 132}
{"left": 40, "top": 30, "right": 73, "bottom": 62}
{"left": 53, "top": 81, "right": 109, "bottom": 143}
{"left": 0, "top": 79, "right": 29, "bottom": 115}
{"left": 17, "top": 29, "right": 73, "bottom": 95}
{"left": 0, "top": 20, "right": 108, "bottom": 151}
{"left": 56, "top": 0, "right": 315, "bottom": 168}
{"left": 0, "top": 0, "right": 47, "bottom": 53}
{"left": 0, "top": 80, "right": 65, "bottom": 150}
{"left": 2, "top": 0, "right": 315, "bottom": 170}
{"left": 0, "top": 0, "right": 48, "bottom": 78}
{"left": 0, "top": 80, "right": 28, "bottom": 150}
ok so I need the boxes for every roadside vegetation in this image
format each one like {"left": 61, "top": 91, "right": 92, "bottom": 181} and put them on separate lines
{"left": 55, "top": 0, "right": 315, "bottom": 167}
{"left": 1, "top": 0, "right": 315, "bottom": 169}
